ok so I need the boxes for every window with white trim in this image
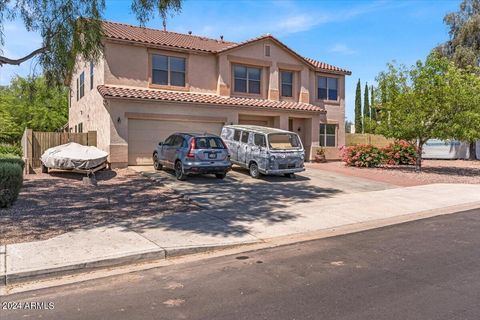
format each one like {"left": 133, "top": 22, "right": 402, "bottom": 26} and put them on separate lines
{"left": 319, "top": 124, "right": 337, "bottom": 147}
{"left": 152, "top": 54, "right": 186, "bottom": 87}
{"left": 318, "top": 76, "right": 338, "bottom": 101}
{"left": 234, "top": 65, "right": 261, "bottom": 94}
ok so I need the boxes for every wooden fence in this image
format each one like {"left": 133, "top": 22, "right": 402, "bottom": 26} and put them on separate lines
{"left": 22, "top": 129, "right": 97, "bottom": 173}
{"left": 346, "top": 133, "right": 393, "bottom": 148}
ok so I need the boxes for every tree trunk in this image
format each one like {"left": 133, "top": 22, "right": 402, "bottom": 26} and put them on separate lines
{"left": 415, "top": 140, "right": 423, "bottom": 172}
{"left": 468, "top": 141, "right": 477, "bottom": 160}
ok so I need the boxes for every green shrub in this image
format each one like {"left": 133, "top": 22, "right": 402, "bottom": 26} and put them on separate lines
{"left": 0, "top": 154, "right": 25, "bottom": 170}
{"left": 0, "top": 162, "right": 23, "bottom": 208}
{"left": 0, "top": 144, "right": 22, "bottom": 157}
{"left": 341, "top": 144, "right": 384, "bottom": 167}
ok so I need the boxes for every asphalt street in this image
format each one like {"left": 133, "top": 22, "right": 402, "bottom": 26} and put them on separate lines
{"left": 2, "top": 208, "right": 480, "bottom": 320}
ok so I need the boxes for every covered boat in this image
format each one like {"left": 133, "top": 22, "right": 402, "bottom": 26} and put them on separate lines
{"left": 40, "top": 142, "right": 108, "bottom": 170}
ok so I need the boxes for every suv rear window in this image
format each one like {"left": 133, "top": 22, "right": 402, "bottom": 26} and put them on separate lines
{"left": 194, "top": 137, "right": 226, "bottom": 149}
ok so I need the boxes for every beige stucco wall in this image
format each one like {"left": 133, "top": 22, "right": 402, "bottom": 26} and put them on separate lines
{"left": 69, "top": 55, "right": 111, "bottom": 153}
{"left": 103, "top": 41, "right": 218, "bottom": 94}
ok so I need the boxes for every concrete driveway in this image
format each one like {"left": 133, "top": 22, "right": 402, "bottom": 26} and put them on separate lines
{"left": 131, "top": 163, "right": 395, "bottom": 210}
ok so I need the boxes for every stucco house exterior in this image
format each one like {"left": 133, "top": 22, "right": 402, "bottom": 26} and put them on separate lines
{"left": 69, "top": 21, "right": 351, "bottom": 168}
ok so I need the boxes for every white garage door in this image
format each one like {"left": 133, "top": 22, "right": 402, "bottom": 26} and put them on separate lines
{"left": 128, "top": 119, "right": 224, "bottom": 165}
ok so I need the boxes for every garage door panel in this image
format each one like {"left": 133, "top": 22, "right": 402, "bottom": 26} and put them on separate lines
{"left": 128, "top": 119, "right": 223, "bottom": 165}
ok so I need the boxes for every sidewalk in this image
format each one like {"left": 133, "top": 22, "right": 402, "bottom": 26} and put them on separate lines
{"left": 2, "top": 183, "right": 480, "bottom": 287}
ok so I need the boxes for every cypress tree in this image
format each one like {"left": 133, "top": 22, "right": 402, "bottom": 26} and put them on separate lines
{"left": 370, "top": 85, "right": 376, "bottom": 120}
{"left": 363, "top": 82, "right": 370, "bottom": 133}
{"left": 354, "top": 79, "right": 362, "bottom": 133}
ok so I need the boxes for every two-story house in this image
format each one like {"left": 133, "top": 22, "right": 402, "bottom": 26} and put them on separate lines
{"left": 69, "top": 21, "right": 351, "bottom": 168}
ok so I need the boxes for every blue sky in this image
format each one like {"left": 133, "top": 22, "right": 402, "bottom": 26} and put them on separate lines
{"left": 0, "top": 0, "right": 459, "bottom": 121}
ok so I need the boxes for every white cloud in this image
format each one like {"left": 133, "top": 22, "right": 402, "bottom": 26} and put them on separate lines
{"left": 329, "top": 43, "right": 357, "bottom": 55}
{"left": 277, "top": 14, "right": 318, "bottom": 33}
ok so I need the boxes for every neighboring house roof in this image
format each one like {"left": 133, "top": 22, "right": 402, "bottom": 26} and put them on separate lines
{"left": 98, "top": 85, "right": 325, "bottom": 113}
{"left": 101, "top": 21, "right": 351, "bottom": 75}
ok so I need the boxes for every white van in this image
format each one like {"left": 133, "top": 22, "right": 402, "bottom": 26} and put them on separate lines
{"left": 221, "top": 125, "right": 305, "bottom": 178}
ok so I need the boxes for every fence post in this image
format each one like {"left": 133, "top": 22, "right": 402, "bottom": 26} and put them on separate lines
{"left": 23, "top": 128, "right": 34, "bottom": 174}
{"left": 87, "top": 131, "right": 97, "bottom": 147}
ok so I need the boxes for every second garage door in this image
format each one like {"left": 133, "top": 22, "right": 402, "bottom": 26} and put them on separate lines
{"left": 128, "top": 119, "right": 224, "bottom": 165}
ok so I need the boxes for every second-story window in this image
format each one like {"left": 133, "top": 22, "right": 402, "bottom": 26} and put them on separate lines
{"left": 76, "top": 78, "right": 79, "bottom": 101}
{"left": 152, "top": 54, "right": 186, "bottom": 87}
{"left": 280, "top": 71, "right": 293, "bottom": 97}
{"left": 90, "top": 62, "right": 94, "bottom": 90}
{"left": 79, "top": 72, "right": 85, "bottom": 99}
{"left": 234, "top": 65, "right": 261, "bottom": 94}
{"left": 318, "top": 76, "right": 338, "bottom": 101}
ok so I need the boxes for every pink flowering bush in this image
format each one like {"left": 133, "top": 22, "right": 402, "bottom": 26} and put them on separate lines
{"left": 383, "top": 140, "right": 417, "bottom": 165}
{"left": 341, "top": 144, "right": 384, "bottom": 168}
{"left": 341, "top": 140, "right": 417, "bottom": 168}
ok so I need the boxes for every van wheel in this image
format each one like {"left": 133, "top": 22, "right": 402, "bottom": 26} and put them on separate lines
{"left": 41, "top": 164, "right": 48, "bottom": 173}
{"left": 175, "top": 161, "right": 186, "bottom": 181}
{"left": 153, "top": 153, "right": 162, "bottom": 171}
{"left": 249, "top": 163, "right": 260, "bottom": 179}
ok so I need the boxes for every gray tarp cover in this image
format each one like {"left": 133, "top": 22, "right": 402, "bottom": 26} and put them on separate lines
{"left": 40, "top": 142, "right": 108, "bottom": 170}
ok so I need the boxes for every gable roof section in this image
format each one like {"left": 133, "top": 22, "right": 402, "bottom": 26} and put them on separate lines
{"left": 102, "top": 21, "right": 235, "bottom": 53}
{"left": 216, "top": 34, "right": 352, "bottom": 75}
{"left": 101, "top": 21, "right": 351, "bottom": 75}
{"left": 98, "top": 85, "right": 325, "bottom": 113}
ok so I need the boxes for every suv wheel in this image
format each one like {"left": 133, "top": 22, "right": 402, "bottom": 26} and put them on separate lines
{"left": 249, "top": 163, "right": 260, "bottom": 179}
{"left": 175, "top": 161, "right": 186, "bottom": 181}
{"left": 153, "top": 153, "right": 162, "bottom": 171}
{"left": 215, "top": 173, "right": 226, "bottom": 179}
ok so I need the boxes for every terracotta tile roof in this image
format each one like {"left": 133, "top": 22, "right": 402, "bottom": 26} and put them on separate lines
{"left": 98, "top": 85, "right": 325, "bottom": 113}
{"left": 102, "top": 21, "right": 235, "bottom": 53}
{"left": 305, "top": 57, "right": 352, "bottom": 75}
{"left": 101, "top": 21, "right": 351, "bottom": 75}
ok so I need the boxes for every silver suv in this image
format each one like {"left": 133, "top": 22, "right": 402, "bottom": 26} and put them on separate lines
{"left": 221, "top": 125, "right": 305, "bottom": 178}
{"left": 153, "top": 133, "right": 231, "bottom": 180}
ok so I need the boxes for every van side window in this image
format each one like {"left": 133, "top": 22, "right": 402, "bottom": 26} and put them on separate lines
{"left": 254, "top": 134, "right": 266, "bottom": 147}
{"left": 241, "top": 131, "right": 250, "bottom": 143}
{"left": 233, "top": 130, "right": 241, "bottom": 141}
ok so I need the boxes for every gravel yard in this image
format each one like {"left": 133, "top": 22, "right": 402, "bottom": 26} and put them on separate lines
{"left": 0, "top": 169, "right": 197, "bottom": 245}
{"left": 310, "top": 160, "right": 480, "bottom": 187}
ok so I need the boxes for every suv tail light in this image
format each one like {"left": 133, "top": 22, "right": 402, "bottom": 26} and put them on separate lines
{"left": 187, "top": 138, "right": 196, "bottom": 158}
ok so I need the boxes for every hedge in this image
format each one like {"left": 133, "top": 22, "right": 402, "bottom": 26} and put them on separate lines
{"left": 0, "top": 144, "right": 23, "bottom": 157}
{"left": 0, "top": 154, "right": 25, "bottom": 170}
{"left": 0, "top": 160, "right": 23, "bottom": 208}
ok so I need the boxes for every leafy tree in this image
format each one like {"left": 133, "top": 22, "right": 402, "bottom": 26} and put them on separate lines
{"left": 0, "top": 76, "right": 68, "bottom": 140}
{"left": 0, "top": 0, "right": 182, "bottom": 85}
{"left": 354, "top": 79, "right": 362, "bottom": 133}
{"left": 363, "top": 82, "right": 370, "bottom": 132}
{"left": 376, "top": 54, "right": 480, "bottom": 171}
{"left": 436, "top": 0, "right": 480, "bottom": 159}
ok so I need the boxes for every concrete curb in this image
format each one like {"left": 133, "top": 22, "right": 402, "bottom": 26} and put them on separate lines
{"left": 1, "top": 242, "right": 259, "bottom": 287}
